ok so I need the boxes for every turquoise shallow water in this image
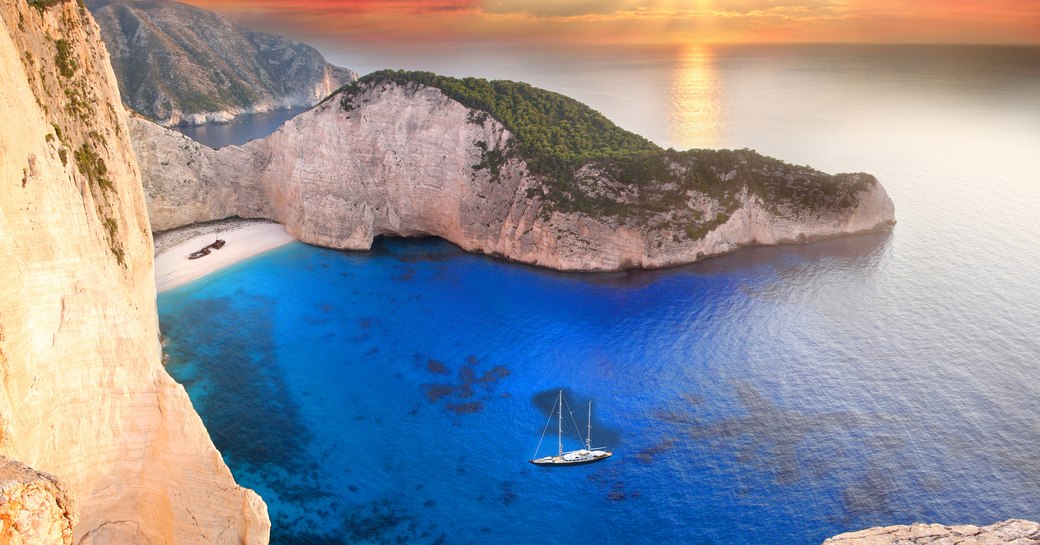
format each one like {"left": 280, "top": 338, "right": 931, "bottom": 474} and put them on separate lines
{"left": 159, "top": 44, "right": 1040, "bottom": 544}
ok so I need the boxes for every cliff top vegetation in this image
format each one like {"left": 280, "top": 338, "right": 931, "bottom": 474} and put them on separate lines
{"left": 338, "top": 69, "right": 660, "bottom": 165}
{"left": 331, "top": 70, "right": 874, "bottom": 228}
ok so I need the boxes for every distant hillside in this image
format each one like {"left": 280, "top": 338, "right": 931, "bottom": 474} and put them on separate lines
{"left": 86, "top": 0, "right": 357, "bottom": 125}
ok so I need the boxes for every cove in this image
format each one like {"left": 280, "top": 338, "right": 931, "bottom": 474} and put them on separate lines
{"left": 158, "top": 235, "right": 1040, "bottom": 545}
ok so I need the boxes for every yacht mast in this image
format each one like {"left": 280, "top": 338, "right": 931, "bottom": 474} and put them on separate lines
{"left": 557, "top": 390, "right": 563, "bottom": 457}
{"left": 586, "top": 401, "right": 592, "bottom": 450}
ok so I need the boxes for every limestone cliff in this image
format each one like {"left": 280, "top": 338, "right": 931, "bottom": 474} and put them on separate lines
{"left": 86, "top": 0, "right": 357, "bottom": 126}
{"left": 0, "top": 1, "right": 268, "bottom": 543}
{"left": 133, "top": 77, "right": 896, "bottom": 271}
{"left": 824, "top": 519, "right": 1040, "bottom": 544}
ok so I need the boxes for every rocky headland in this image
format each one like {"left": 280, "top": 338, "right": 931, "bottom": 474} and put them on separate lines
{"left": 85, "top": 0, "right": 357, "bottom": 126}
{"left": 824, "top": 519, "right": 1040, "bottom": 545}
{"left": 0, "top": 0, "right": 267, "bottom": 543}
{"left": 134, "top": 71, "right": 897, "bottom": 272}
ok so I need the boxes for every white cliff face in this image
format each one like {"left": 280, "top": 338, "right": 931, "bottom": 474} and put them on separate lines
{"left": 131, "top": 114, "right": 274, "bottom": 228}
{"left": 0, "top": 2, "right": 267, "bottom": 544}
{"left": 134, "top": 79, "right": 895, "bottom": 271}
{"left": 261, "top": 83, "right": 526, "bottom": 252}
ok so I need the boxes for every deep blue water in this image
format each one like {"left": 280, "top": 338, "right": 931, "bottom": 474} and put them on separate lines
{"left": 158, "top": 44, "right": 1040, "bottom": 544}
{"left": 172, "top": 107, "right": 307, "bottom": 148}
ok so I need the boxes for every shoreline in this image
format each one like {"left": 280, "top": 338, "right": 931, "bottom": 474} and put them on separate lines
{"left": 154, "top": 218, "right": 297, "bottom": 292}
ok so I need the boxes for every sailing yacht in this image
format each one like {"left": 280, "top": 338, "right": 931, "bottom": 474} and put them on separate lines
{"left": 529, "top": 390, "right": 612, "bottom": 466}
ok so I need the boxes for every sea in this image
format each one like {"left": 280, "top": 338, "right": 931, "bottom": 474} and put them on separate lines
{"left": 171, "top": 107, "right": 307, "bottom": 149}
{"left": 157, "top": 44, "right": 1040, "bottom": 544}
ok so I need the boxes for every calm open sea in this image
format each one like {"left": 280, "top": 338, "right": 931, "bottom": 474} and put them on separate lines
{"left": 158, "top": 44, "right": 1040, "bottom": 544}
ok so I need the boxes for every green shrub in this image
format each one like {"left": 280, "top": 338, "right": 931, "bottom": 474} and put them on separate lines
{"left": 54, "top": 39, "right": 76, "bottom": 78}
{"left": 103, "top": 217, "right": 118, "bottom": 239}
{"left": 111, "top": 246, "right": 125, "bottom": 266}
{"left": 471, "top": 140, "right": 507, "bottom": 183}
{"left": 28, "top": 0, "right": 65, "bottom": 12}
{"left": 179, "top": 93, "right": 221, "bottom": 115}
{"left": 74, "top": 143, "right": 114, "bottom": 192}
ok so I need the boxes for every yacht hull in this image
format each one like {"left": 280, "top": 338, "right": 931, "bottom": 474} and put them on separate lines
{"left": 529, "top": 452, "right": 612, "bottom": 466}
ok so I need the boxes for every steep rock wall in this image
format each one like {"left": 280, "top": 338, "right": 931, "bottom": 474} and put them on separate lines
{"left": 0, "top": 1, "right": 268, "bottom": 543}
{"left": 134, "top": 80, "right": 896, "bottom": 271}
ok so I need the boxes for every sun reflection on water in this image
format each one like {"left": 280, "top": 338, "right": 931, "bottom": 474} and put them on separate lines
{"left": 668, "top": 45, "right": 724, "bottom": 150}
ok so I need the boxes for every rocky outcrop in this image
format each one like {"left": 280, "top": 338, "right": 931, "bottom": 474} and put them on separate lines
{"left": 86, "top": 0, "right": 357, "bottom": 125}
{"left": 824, "top": 519, "right": 1040, "bottom": 545}
{"left": 0, "top": 457, "right": 76, "bottom": 545}
{"left": 0, "top": 1, "right": 268, "bottom": 543}
{"left": 133, "top": 79, "right": 895, "bottom": 271}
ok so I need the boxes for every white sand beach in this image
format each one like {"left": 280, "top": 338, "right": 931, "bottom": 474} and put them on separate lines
{"left": 154, "top": 219, "right": 297, "bottom": 292}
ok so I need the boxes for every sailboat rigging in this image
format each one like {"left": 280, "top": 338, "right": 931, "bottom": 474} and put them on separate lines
{"left": 530, "top": 390, "right": 613, "bottom": 466}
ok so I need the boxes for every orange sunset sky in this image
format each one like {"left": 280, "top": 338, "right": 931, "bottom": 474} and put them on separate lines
{"left": 181, "top": 0, "right": 1040, "bottom": 45}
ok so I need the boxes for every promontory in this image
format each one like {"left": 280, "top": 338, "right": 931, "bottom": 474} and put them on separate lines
{"left": 133, "top": 70, "right": 897, "bottom": 271}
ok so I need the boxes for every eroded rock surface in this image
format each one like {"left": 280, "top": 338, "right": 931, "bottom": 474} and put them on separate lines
{"left": 0, "top": 457, "right": 76, "bottom": 545}
{"left": 824, "top": 520, "right": 1040, "bottom": 545}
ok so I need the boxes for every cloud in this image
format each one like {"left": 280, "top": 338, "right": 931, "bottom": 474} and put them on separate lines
{"left": 183, "top": 0, "right": 1040, "bottom": 44}
{"left": 482, "top": 0, "right": 642, "bottom": 17}
{"left": 703, "top": 0, "right": 836, "bottom": 14}
{"left": 197, "top": 0, "right": 479, "bottom": 15}
{"left": 481, "top": 0, "right": 839, "bottom": 18}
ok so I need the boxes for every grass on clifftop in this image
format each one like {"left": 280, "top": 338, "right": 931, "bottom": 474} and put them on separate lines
{"left": 332, "top": 70, "right": 873, "bottom": 230}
